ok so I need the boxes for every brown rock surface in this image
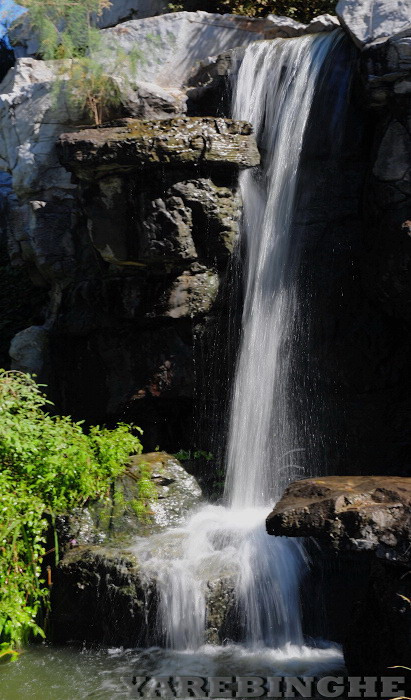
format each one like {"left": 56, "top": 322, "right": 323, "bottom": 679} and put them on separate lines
{"left": 266, "top": 476, "right": 411, "bottom": 560}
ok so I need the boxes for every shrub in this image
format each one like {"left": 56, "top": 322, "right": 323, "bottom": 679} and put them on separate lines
{"left": 16, "top": 0, "right": 140, "bottom": 124}
{"left": 17, "top": 0, "right": 110, "bottom": 61}
{"left": 169, "top": 0, "right": 337, "bottom": 23}
{"left": 0, "top": 370, "right": 142, "bottom": 651}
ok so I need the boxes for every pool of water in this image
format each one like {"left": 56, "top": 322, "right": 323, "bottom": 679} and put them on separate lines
{"left": 1, "top": 642, "right": 344, "bottom": 699}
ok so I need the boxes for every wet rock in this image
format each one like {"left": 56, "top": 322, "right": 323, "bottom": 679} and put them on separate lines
{"left": 57, "top": 117, "right": 260, "bottom": 179}
{"left": 51, "top": 545, "right": 156, "bottom": 647}
{"left": 153, "top": 268, "right": 219, "bottom": 318}
{"left": 266, "top": 476, "right": 411, "bottom": 561}
{"left": 205, "top": 576, "right": 236, "bottom": 644}
{"left": 51, "top": 543, "right": 236, "bottom": 647}
{"left": 51, "top": 453, "right": 239, "bottom": 648}
{"left": 336, "top": 0, "right": 411, "bottom": 48}
{"left": 59, "top": 452, "right": 203, "bottom": 546}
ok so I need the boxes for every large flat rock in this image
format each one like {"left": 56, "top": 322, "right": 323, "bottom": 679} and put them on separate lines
{"left": 266, "top": 476, "right": 411, "bottom": 559}
{"left": 336, "top": 0, "right": 411, "bottom": 48}
{"left": 57, "top": 117, "right": 260, "bottom": 178}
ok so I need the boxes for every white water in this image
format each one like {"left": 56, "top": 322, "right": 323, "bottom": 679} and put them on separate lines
{"left": 133, "top": 30, "right": 345, "bottom": 672}
{"left": 225, "top": 32, "right": 343, "bottom": 507}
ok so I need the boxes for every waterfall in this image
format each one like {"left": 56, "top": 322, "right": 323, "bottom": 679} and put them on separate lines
{"left": 225, "top": 31, "right": 344, "bottom": 508}
{"left": 134, "top": 30, "right": 346, "bottom": 663}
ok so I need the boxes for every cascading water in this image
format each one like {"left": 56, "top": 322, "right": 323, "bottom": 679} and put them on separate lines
{"left": 133, "top": 29, "right": 346, "bottom": 674}
{"left": 226, "top": 33, "right": 342, "bottom": 508}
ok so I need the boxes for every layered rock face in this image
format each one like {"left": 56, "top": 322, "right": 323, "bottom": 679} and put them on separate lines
{"left": 46, "top": 117, "right": 257, "bottom": 445}
{"left": 0, "top": 11, "right": 265, "bottom": 446}
{"left": 268, "top": 477, "right": 411, "bottom": 675}
{"left": 0, "top": 9, "right": 347, "bottom": 450}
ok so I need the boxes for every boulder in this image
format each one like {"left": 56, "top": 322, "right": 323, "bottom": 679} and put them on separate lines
{"left": 51, "top": 452, "right": 236, "bottom": 647}
{"left": 267, "top": 477, "right": 411, "bottom": 675}
{"left": 98, "top": 12, "right": 268, "bottom": 90}
{"left": 266, "top": 476, "right": 411, "bottom": 560}
{"left": 336, "top": 0, "right": 411, "bottom": 48}
{"left": 51, "top": 542, "right": 236, "bottom": 647}
{"left": 51, "top": 546, "right": 156, "bottom": 647}
{"left": 304, "top": 14, "right": 340, "bottom": 35}
{"left": 58, "top": 452, "right": 203, "bottom": 545}
{"left": 9, "top": 325, "right": 49, "bottom": 377}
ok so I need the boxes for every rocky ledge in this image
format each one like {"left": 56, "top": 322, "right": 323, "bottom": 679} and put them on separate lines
{"left": 57, "top": 117, "right": 260, "bottom": 180}
{"left": 266, "top": 475, "right": 411, "bottom": 561}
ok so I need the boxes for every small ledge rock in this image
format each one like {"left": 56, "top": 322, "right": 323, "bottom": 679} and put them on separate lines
{"left": 57, "top": 117, "right": 260, "bottom": 179}
{"left": 266, "top": 475, "right": 411, "bottom": 561}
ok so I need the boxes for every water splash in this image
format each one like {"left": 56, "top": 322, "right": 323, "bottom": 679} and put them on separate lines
{"left": 133, "top": 505, "right": 306, "bottom": 650}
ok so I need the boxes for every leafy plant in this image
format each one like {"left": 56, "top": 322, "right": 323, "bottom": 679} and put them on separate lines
{"left": 0, "top": 370, "right": 142, "bottom": 651}
{"left": 168, "top": 0, "right": 337, "bottom": 23}
{"left": 174, "top": 449, "right": 213, "bottom": 462}
{"left": 17, "top": 0, "right": 110, "bottom": 60}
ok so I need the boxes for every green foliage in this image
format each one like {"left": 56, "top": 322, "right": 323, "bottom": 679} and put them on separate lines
{"left": 174, "top": 449, "right": 213, "bottom": 462}
{"left": 127, "top": 461, "right": 158, "bottom": 522}
{"left": 16, "top": 0, "right": 141, "bottom": 125}
{"left": 168, "top": 0, "right": 337, "bottom": 23}
{"left": 18, "top": 0, "right": 110, "bottom": 60}
{"left": 0, "top": 370, "right": 142, "bottom": 650}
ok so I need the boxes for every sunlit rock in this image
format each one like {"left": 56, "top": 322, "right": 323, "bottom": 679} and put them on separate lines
{"left": 336, "top": 0, "right": 411, "bottom": 47}
{"left": 267, "top": 475, "right": 411, "bottom": 559}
